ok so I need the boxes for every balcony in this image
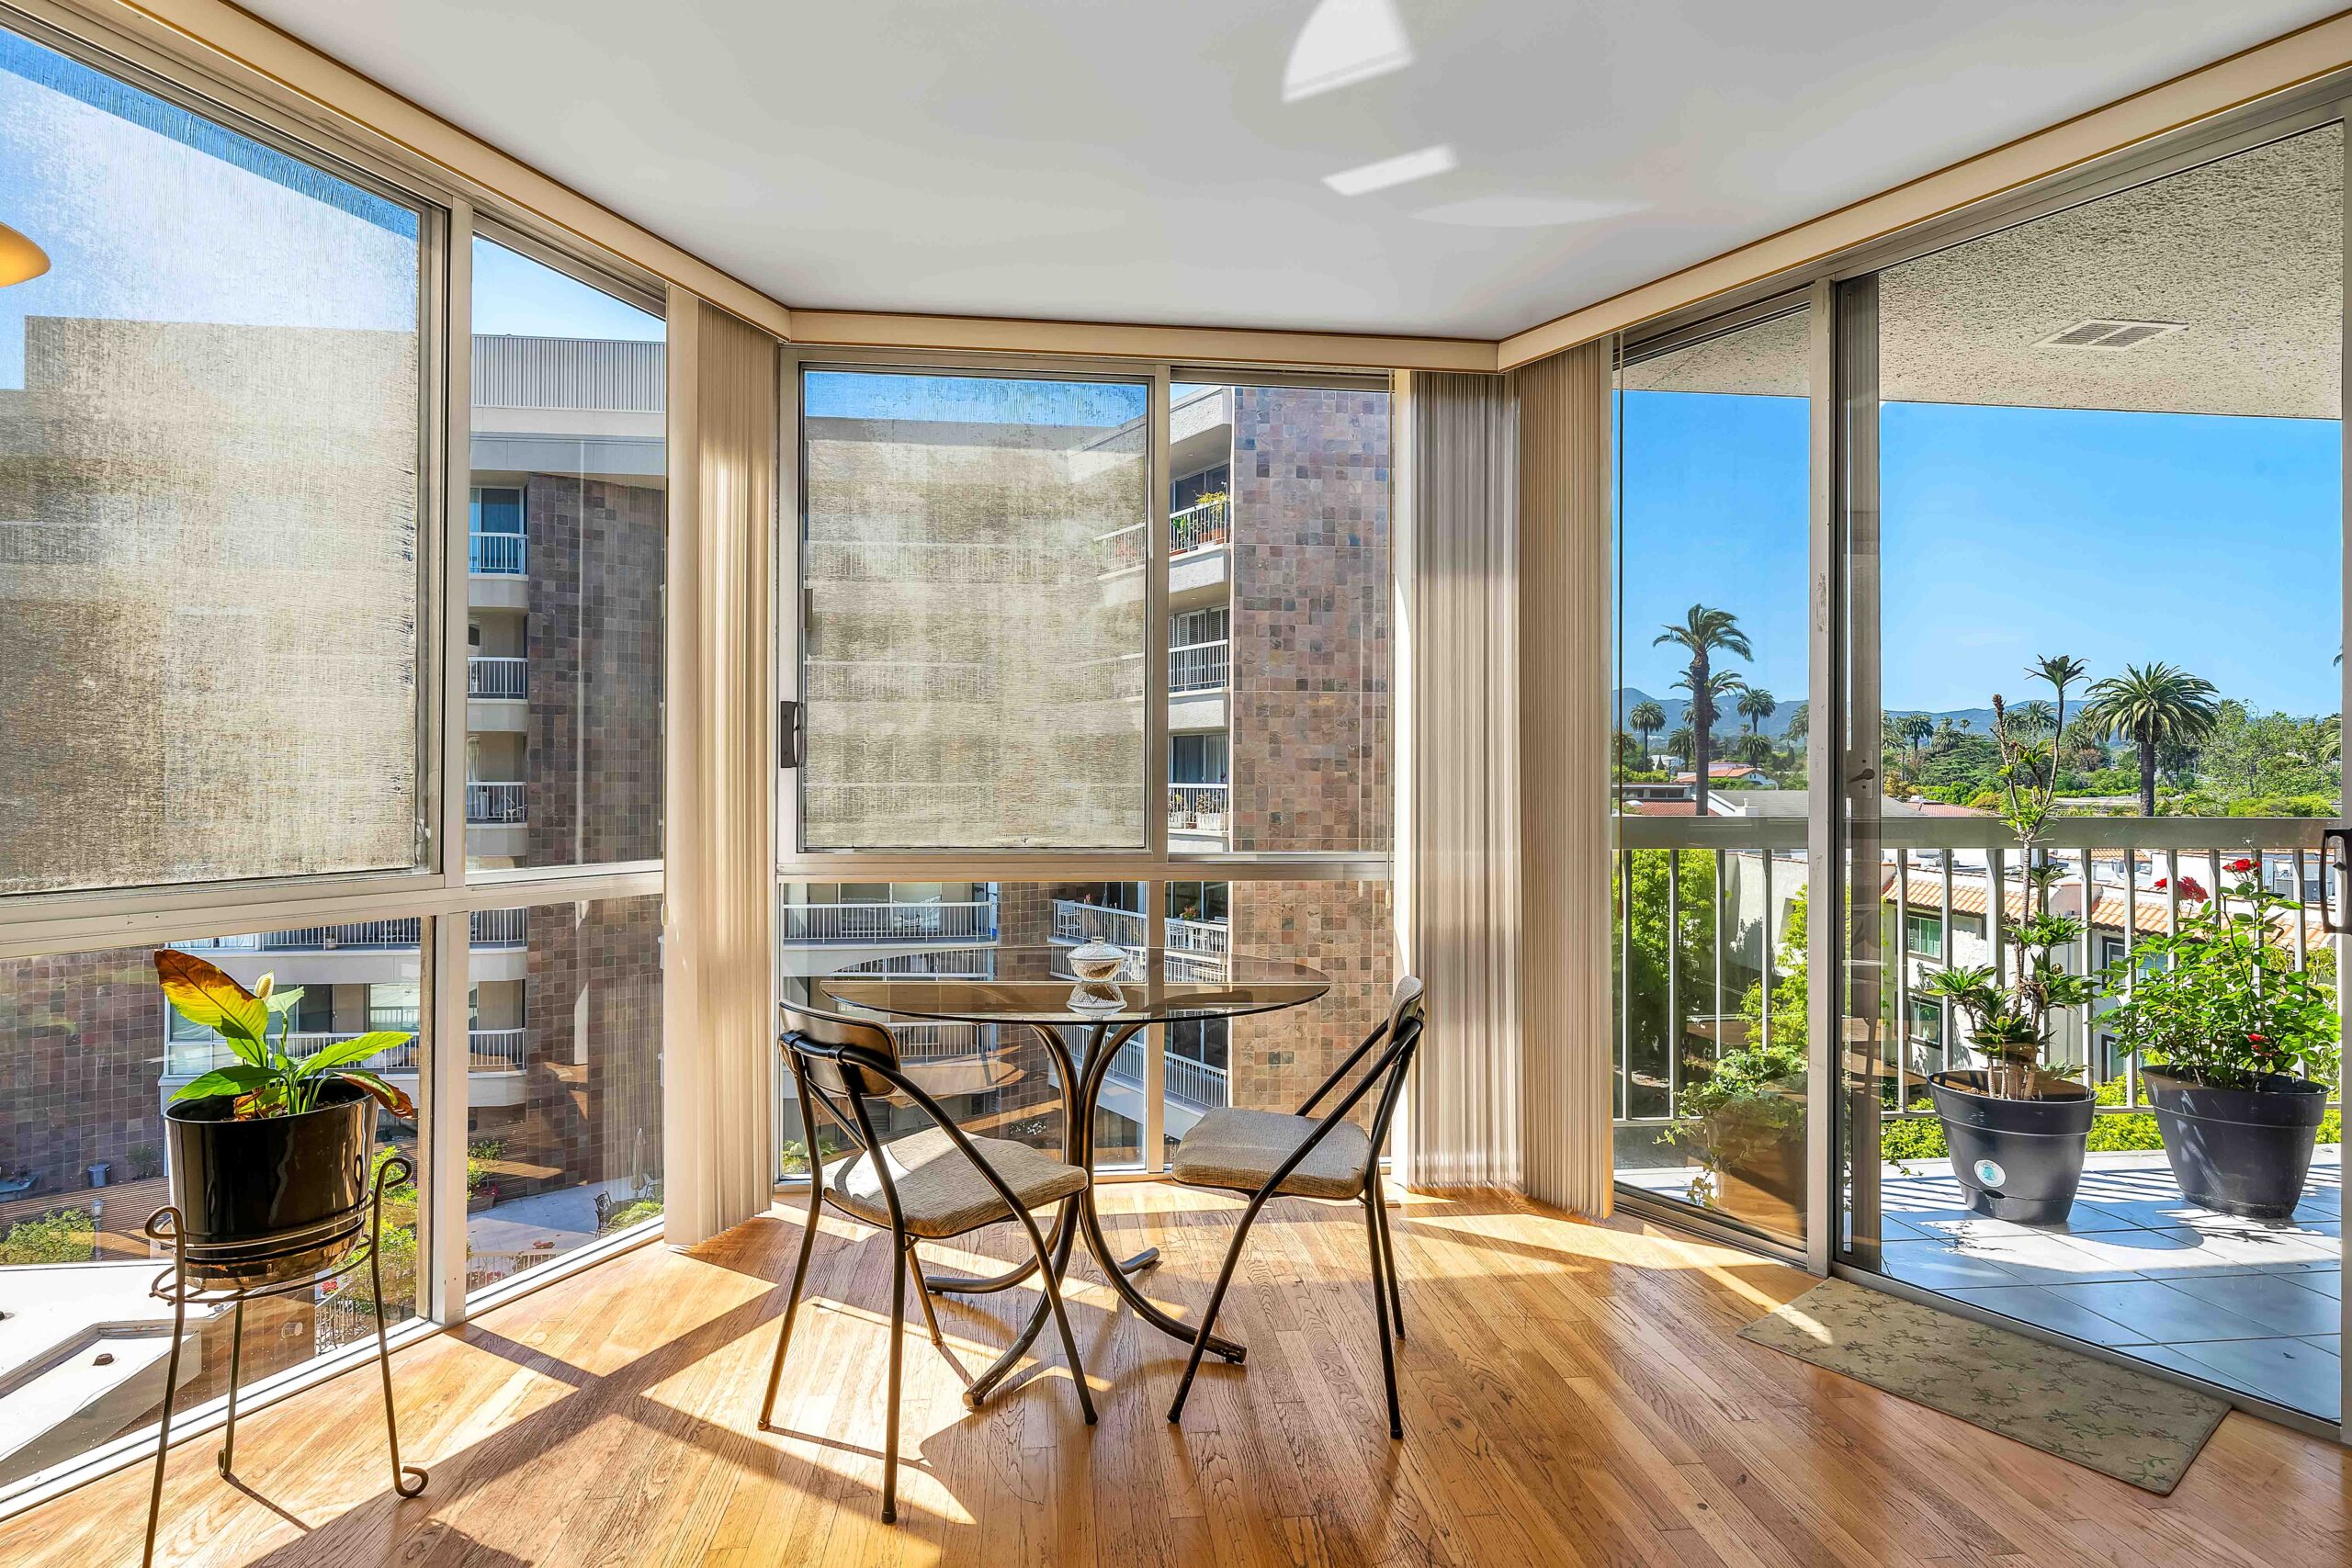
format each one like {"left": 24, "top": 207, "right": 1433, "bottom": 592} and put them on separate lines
{"left": 467, "top": 781, "right": 528, "bottom": 825}
{"left": 468, "top": 655, "right": 528, "bottom": 699}
{"left": 1169, "top": 638, "right": 1227, "bottom": 695}
{"left": 778, "top": 898, "right": 998, "bottom": 944}
{"left": 469, "top": 531, "right": 526, "bottom": 575}
{"left": 1614, "top": 809, "right": 2345, "bottom": 1419}
{"left": 1170, "top": 497, "right": 1230, "bottom": 555}
{"left": 175, "top": 909, "right": 528, "bottom": 954}
{"left": 164, "top": 1026, "right": 527, "bottom": 1079}
{"left": 1049, "top": 900, "right": 1229, "bottom": 965}
{"left": 1168, "top": 782, "right": 1227, "bottom": 838}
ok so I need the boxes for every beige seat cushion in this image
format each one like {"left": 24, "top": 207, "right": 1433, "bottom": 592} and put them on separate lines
{"left": 824, "top": 1126, "right": 1086, "bottom": 1239}
{"left": 1170, "top": 1108, "right": 1372, "bottom": 1201}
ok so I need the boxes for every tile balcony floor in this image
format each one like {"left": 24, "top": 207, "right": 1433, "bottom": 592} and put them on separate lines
{"left": 1878, "top": 1146, "right": 2341, "bottom": 1420}
{"left": 1618, "top": 1145, "right": 2342, "bottom": 1420}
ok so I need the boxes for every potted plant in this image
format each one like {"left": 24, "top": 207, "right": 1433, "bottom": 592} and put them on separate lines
{"left": 1660, "top": 1036, "right": 1807, "bottom": 1235}
{"left": 154, "top": 950, "right": 415, "bottom": 1286}
{"left": 1917, "top": 661, "right": 2099, "bottom": 1224}
{"left": 2094, "top": 860, "right": 2339, "bottom": 1219}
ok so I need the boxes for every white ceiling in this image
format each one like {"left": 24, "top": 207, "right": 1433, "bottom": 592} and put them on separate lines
{"left": 248, "top": 1, "right": 2343, "bottom": 340}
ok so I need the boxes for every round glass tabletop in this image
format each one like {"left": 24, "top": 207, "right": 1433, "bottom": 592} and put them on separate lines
{"left": 798, "top": 945, "right": 1329, "bottom": 1026}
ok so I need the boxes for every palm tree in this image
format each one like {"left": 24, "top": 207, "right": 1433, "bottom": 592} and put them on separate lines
{"left": 1653, "top": 604, "right": 1752, "bottom": 816}
{"left": 1676, "top": 667, "right": 1748, "bottom": 795}
{"left": 1665, "top": 726, "right": 1695, "bottom": 768}
{"left": 1782, "top": 701, "right": 1809, "bottom": 746}
{"left": 2082, "top": 661, "right": 2221, "bottom": 817}
{"left": 1736, "top": 686, "right": 1776, "bottom": 739}
{"left": 1897, "top": 712, "right": 1933, "bottom": 766}
{"left": 1627, "top": 699, "right": 1666, "bottom": 769}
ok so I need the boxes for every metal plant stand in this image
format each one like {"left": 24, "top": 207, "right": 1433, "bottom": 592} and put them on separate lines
{"left": 140, "top": 1154, "right": 426, "bottom": 1568}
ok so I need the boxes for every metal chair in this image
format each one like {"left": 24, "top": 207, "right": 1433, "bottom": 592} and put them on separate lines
{"left": 1164, "top": 975, "right": 1426, "bottom": 1436}
{"left": 762, "top": 1006, "right": 1096, "bottom": 1523}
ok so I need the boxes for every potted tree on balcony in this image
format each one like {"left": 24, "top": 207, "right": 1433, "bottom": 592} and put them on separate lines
{"left": 1663, "top": 892, "right": 1809, "bottom": 1235}
{"left": 154, "top": 951, "right": 415, "bottom": 1286}
{"left": 2095, "top": 860, "right": 2338, "bottom": 1219}
{"left": 1917, "top": 660, "right": 2099, "bottom": 1224}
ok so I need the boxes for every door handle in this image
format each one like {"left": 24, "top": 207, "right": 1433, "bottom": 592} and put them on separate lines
{"left": 2321, "top": 826, "right": 2351, "bottom": 934}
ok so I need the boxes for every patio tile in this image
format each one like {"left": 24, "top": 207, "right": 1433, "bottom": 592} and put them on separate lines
{"left": 2161, "top": 1336, "right": 2341, "bottom": 1421}
{"left": 1942, "top": 1228, "right": 2192, "bottom": 1286}
{"left": 2164, "top": 1209, "right": 2336, "bottom": 1244}
{"left": 1940, "top": 1283, "right": 2150, "bottom": 1348}
{"left": 2040, "top": 1280, "right": 2276, "bottom": 1344}
{"left": 2157, "top": 1271, "right": 2342, "bottom": 1337}
{"left": 2296, "top": 1269, "right": 2341, "bottom": 1301}
{"left": 1878, "top": 1240, "right": 2023, "bottom": 1291}
{"left": 1902, "top": 1213, "right": 2038, "bottom": 1242}
{"left": 2145, "top": 1225, "right": 2339, "bottom": 1273}
{"left": 2124, "top": 1343, "right": 2272, "bottom": 1404}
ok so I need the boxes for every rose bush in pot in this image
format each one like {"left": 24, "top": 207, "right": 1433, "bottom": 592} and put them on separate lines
{"left": 2094, "top": 862, "right": 2339, "bottom": 1220}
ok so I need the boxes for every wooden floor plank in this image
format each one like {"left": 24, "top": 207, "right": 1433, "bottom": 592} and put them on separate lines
{"left": 0, "top": 1184, "right": 2341, "bottom": 1568}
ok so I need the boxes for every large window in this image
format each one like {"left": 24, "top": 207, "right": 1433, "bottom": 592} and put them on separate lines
{"left": 467, "top": 237, "right": 666, "bottom": 872}
{"left": 797, "top": 369, "right": 1151, "bottom": 851}
{"left": 0, "top": 24, "right": 426, "bottom": 896}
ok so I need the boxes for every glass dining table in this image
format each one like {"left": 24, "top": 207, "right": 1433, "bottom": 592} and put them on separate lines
{"left": 784, "top": 944, "right": 1329, "bottom": 1408}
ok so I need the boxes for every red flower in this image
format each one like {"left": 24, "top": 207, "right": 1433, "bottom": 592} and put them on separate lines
{"left": 2247, "top": 1032, "right": 2268, "bottom": 1044}
{"left": 2152, "top": 878, "right": 2165, "bottom": 889}
{"left": 2225, "top": 858, "right": 2256, "bottom": 874}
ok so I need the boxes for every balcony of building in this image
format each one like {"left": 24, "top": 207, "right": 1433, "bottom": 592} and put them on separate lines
{"left": 1167, "top": 781, "right": 1227, "bottom": 849}
{"left": 466, "top": 656, "right": 528, "bottom": 731}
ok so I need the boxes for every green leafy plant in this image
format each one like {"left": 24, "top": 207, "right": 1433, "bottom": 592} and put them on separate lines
{"left": 154, "top": 949, "right": 415, "bottom": 1119}
{"left": 2095, "top": 861, "right": 2341, "bottom": 1091}
{"left": 0, "top": 1207, "right": 96, "bottom": 1264}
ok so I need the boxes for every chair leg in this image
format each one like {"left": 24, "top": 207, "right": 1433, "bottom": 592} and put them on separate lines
{"left": 905, "top": 1237, "right": 946, "bottom": 1348}
{"left": 759, "top": 1172, "right": 828, "bottom": 1430}
{"left": 882, "top": 1228, "right": 908, "bottom": 1525}
{"left": 1167, "top": 1195, "right": 1267, "bottom": 1425}
{"left": 1363, "top": 1190, "right": 1403, "bottom": 1439}
{"left": 1012, "top": 1203, "right": 1095, "bottom": 1426}
{"left": 1368, "top": 1172, "right": 1405, "bottom": 1338}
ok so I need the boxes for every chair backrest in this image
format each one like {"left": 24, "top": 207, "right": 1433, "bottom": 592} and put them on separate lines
{"left": 1364, "top": 975, "right": 1425, "bottom": 1152}
{"left": 779, "top": 1002, "right": 901, "bottom": 1100}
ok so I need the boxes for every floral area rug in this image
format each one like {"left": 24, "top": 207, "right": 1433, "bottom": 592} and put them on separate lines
{"left": 1740, "top": 1278, "right": 2230, "bottom": 1494}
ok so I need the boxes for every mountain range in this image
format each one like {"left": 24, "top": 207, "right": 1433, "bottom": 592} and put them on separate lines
{"left": 1613, "top": 688, "right": 2001, "bottom": 743}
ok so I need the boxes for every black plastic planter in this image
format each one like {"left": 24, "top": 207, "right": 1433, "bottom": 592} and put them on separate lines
{"left": 163, "top": 1079, "right": 378, "bottom": 1287}
{"left": 2144, "top": 1070, "right": 2328, "bottom": 1221}
{"left": 1927, "top": 1069, "right": 2095, "bottom": 1224}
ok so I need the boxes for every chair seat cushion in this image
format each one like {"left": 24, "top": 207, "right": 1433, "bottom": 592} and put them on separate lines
{"left": 824, "top": 1126, "right": 1086, "bottom": 1239}
{"left": 1170, "top": 1108, "right": 1372, "bottom": 1201}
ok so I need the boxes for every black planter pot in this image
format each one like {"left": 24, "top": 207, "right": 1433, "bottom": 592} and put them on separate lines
{"left": 1927, "top": 1069, "right": 2096, "bottom": 1225}
{"left": 164, "top": 1078, "right": 377, "bottom": 1287}
{"left": 2144, "top": 1070, "right": 2328, "bottom": 1221}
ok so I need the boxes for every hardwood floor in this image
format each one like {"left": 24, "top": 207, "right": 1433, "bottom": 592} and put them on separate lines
{"left": 3, "top": 1183, "right": 2344, "bottom": 1568}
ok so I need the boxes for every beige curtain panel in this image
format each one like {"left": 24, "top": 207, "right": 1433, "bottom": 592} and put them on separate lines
{"left": 662, "top": 295, "right": 781, "bottom": 1247}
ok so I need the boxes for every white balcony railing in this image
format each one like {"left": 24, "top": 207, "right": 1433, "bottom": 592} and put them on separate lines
{"left": 467, "top": 781, "right": 527, "bottom": 825}
{"left": 1169, "top": 639, "right": 1228, "bottom": 694}
{"left": 1170, "top": 498, "right": 1231, "bottom": 555}
{"left": 469, "top": 531, "right": 526, "bottom": 575}
{"left": 1105, "top": 1035, "right": 1230, "bottom": 1111}
{"left": 175, "top": 908, "right": 527, "bottom": 954}
{"left": 469, "top": 656, "right": 527, "bottom": 699}
{"left": 779, "top": 899, "right": 999, "bottom": 944}
{"left": 1169, "top": 782, "right": 1227, "bottom": 835}
{"left": 164, "top": 1027, "right": 526, "bottom": 1078}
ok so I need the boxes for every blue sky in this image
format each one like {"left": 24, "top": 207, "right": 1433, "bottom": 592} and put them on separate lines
{"left": 473, "top": 238, "right": 661, "bottom": 340}
{"left": 1621, "top": 389, "right": 2345, "bottom": 717}
{"left": 805, "top": 369, "right": 1148, "bottom": 426}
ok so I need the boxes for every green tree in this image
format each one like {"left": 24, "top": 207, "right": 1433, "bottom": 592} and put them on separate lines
{"left": 1782, "top": 701, "right": 1809, "bottom": 746}
{"left": 1618, "top": 850, "right": 1718, "bottom": 1117}
{"left": 1665, "top": 725, "right": 1695, "bottom": 767}
{"left": 1628, "top": 698, "right": 1666, "bottom": 766}
{"left": 1736, "top": 686, "right": 1776, "bottom": 739}
{"left": 1897, "top": 712, "right": 1933, "bottom": 768}
{"left": 2082, "top": 661, "right": 2221, "bottom": 817}
{"left": 1654, "top": 604, "right": 1751, "bottom": 817}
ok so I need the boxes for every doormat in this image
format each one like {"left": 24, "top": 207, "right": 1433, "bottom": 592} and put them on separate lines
{"left": 1740, "top": 1278, "right": 2230, "bottom": 1495}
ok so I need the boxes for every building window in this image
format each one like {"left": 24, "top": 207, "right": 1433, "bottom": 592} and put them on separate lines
{"left": 1903, "top": 911, "right": 1944, "bottom": 960}
{"left": 0, "top": 22, "right": 426, "bottom": 897}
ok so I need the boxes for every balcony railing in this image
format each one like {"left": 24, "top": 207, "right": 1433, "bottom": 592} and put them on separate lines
{"left": 1169, "top": 639, "right": 1228, "bottom": 695}
{"left": 1169, "top": 782, "right": 1227, "bottom": 835}
{"left": 166, "top": 1027, "right": 527, "bottom": 1078}
{"left": 778, "top": 899, "right": 999, "bottom": 943}
{"left": 1612, "top": 812, "right": 2340, "bottom": 1126}
{"left": 1171, "top": 498, "right": 1231, "bottom": 555}
{"left": 1104, "top": 1035, "right": 1231, "bottom": 1111}
{"left": 467, "top": 781, "right": 527, "bottom": 825}
{"left": 1053, "top": 901, "right": 1146, "bottom": 948}
{"left": 469, "top": 531, "right": 526, "bottom": 575}
{"left": 468, "top": 655, "right": 527, "bottom": 699}
{"left": 176, "top": 908, "right": 527, "bottom": 954}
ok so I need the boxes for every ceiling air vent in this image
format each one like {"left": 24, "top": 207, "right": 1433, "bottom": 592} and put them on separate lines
{"left": 2034, "top": 319, "right": 2187, "bottom": 351}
